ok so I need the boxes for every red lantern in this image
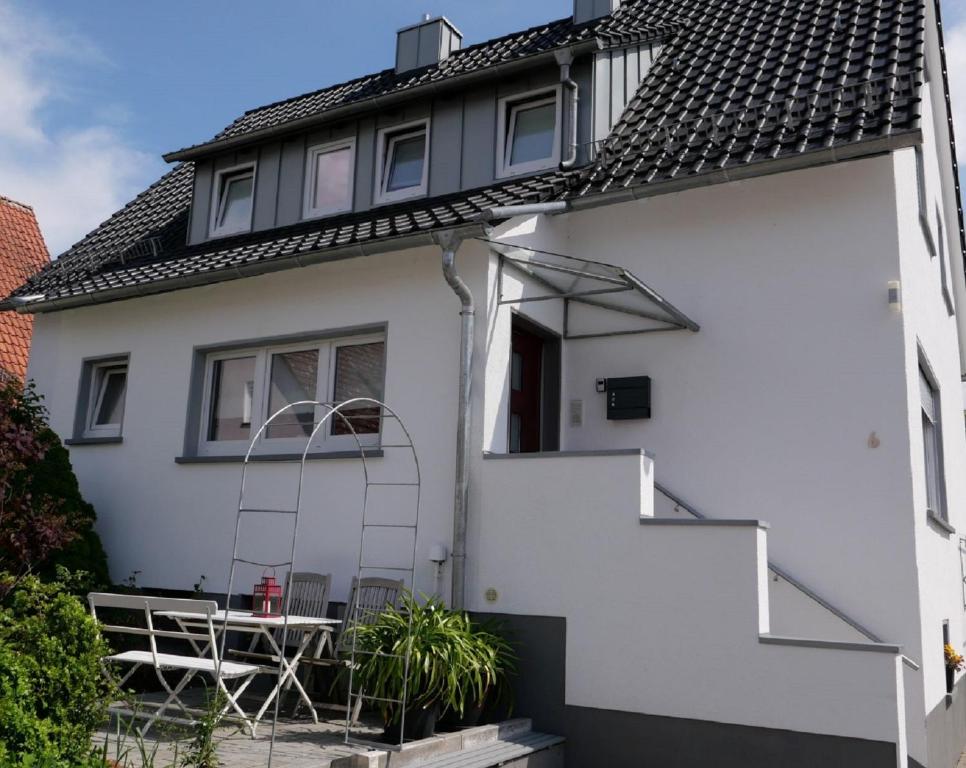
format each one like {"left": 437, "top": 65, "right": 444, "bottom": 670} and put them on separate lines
{"left": 253, "top": 570, "right": 283, "bottom": 618}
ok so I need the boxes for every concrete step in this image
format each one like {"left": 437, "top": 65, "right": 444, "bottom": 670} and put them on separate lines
{"left": 333, "top": 719, "right": 564, "bottom": 768}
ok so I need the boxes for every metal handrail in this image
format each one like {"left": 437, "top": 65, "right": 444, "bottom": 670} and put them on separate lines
{"left": 654, "top": 481, "right": 885, "bottom": 644}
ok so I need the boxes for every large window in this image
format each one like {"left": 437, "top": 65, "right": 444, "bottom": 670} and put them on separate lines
{"left": 304, "top": 139, "right": 355, "bottom": 219}
{"left": 198, "top": 334, "right": 385, "bottom": 456}
{"left": 497, "top": 88, "right": 561, "bottom": 178}
{"left": 210, "top": 164, "right": 255, "bottom": 238}
{"left": 375, "top": 121, "right": 429, "bottom": 204}
{"left": 920, "top": 361, "right": 947, "bottom": 522}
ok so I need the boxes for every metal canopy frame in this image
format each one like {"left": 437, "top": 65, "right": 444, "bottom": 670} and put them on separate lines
{"left": 480, "top": 237, "right": 700, "bottom": 340}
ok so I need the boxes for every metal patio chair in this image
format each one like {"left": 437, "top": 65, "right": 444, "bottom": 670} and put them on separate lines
{"left": 300, "top": 576, "right": 404, "bottom": 721}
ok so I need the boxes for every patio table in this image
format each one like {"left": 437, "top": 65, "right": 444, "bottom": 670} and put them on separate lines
{"left": 157, "top": 609, "right": 339, "bottom": 733}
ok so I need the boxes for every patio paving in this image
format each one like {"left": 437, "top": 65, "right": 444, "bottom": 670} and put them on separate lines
{"left": 94, "top": 690, "right": 385, "bottom": 768}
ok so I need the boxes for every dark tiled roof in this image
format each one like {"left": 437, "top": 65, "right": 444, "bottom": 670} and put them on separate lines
{"left": 0, "top": 197, "right": 49, "bottom": 377}
{"left": 12, "top": 166, "right": 575, "bottom": 304}
{"left": 5, "top": 0, "right": 930, "bottom": 308}
{"left": 579, "top": 0, "right": 923, "bottom": 196}
{"left": 170, "top": 9, "right": 671, "bottom": 156}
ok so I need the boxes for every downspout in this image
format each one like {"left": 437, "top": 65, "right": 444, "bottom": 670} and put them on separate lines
{"left": 555, "top": 48, "right": 579, "bottom": 169}
{"left": 437, "top": 230, "right": 473, "bottom": 610}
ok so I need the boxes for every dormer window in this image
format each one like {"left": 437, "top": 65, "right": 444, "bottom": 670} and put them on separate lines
{"left": 376, "top": 121, "right": 430, "bottom": 204}
{"left": 304, "top": 139, "right": 355, "bottom": 219}
{"left": 210, "top": 164, "right": 255, "bottom": 237}
{"left": 498, "top": 88, "right": 561, "bottom": 178}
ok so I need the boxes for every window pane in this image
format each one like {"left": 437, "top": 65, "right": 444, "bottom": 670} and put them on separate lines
{"left": 923, "top": 415, "right": 939, "bottom": 512}
{"left": 267, "top": 349, "right": 319, "bottom": 439}
{"left": 332, "top": 342, "right": 385, "bottom": 435}
{"left": 217, "top": 173, "right": 253, "bottom": 232}
{"left": 386, "top": 134, "right": 426, "bottom": 192}
{"left": 94, "top": 369, "right": 126, "bottom": 426}
{"left": 208, "top": 356, "right": 256, "bottom": 441}
{"left": 312, "top": 147, "right": 352, "bottom": 212}
{"left": 509, "top": 101, "right": 555, "bottom": 166}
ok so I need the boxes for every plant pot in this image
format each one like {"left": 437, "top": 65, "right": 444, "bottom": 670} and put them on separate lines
{"left": 438, "top": 699, "right": 485, "bottom": 730}
{"left": 383, "top": 702, "right": 441, "bottom": 743}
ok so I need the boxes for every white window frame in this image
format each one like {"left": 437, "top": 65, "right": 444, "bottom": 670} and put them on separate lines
{"left": 84, "top": 360, "right": 128, "bottom": 439}
{"left": 209, "top": 162, "right": 256, "bottom": 238}
{"left": 303, "top": 138, "right": 356, "bottom": 219}
{"left": 197, "top": 334, "right": 385, "bottom": 457}
{"left": 497, "top": 86, "right": 562, "bottom": 179}
{"left": 374, "top": 120, "right": 430, "bottom": 205}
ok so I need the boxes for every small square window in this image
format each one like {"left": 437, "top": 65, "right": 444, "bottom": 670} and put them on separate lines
{"left": 375, "top": 122, "right": 429, "bottom": 204}
{"left": 304, "top": 140, "right": 355, "bottom": 219}
{"left": 210, "top": 164, "right": 255, "bottom": 237}
{"left": 498, "top": 89, "right": 561, "bottom": 178}
{"left": 81, "top": 359, "right": 128, "bottom": 439}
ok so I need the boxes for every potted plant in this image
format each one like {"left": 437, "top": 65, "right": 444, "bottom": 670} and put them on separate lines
{"left": 945, "top": 643, "right": 964, "bottom": 694}
{"left": 442, "top": 617, "right": 515, "bottom": 729}
{"left": 346, "top": 593, "right": 516, "bottom": 741}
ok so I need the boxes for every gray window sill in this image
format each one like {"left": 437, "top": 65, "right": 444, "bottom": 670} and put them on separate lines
{"left": 64, "top": 436, "right": 123, "bottom": 446}
{"left": 927, "top": 510, "right": 956, "bottom": 535}
{"left": 175, "top": 449, "right": 384, "bottom": 465}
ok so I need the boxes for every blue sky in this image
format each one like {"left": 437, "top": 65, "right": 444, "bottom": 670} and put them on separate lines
{"left": 0, "top": 0, "right": 964, "bottom": 255}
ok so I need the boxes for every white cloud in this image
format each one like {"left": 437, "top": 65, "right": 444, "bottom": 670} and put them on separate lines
{"left": 0, "top": 1, "right": 161, "bottom": 257}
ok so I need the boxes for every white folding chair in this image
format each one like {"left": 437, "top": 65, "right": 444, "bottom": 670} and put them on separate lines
{"left": 88, "top": 593, "right": 260, "bottom": 736}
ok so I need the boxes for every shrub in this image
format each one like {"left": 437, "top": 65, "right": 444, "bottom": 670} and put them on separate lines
{"left": 0, "top": 574, "right": 110, "bottom": 765}
{"left": 0, "top": 378, "right": 109, "bottom": 588}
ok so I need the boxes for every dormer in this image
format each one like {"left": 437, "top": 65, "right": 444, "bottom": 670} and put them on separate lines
{"left": 179, "top": 5, "right": 661, "bottom": 248}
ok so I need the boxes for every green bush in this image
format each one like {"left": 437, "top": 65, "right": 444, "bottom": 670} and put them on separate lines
{"left": 0, "top": 574, "right": 110, "bottom": 766}
{"left": 0, "top": 378, "right": 109, "bottom": 588}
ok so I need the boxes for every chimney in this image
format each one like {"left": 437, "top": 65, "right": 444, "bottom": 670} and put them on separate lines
{"left": 395, "top": 15, "right": 463, "bottom": 74}
{"left": 573, "top": 0, "right": 621, "bottom": 24}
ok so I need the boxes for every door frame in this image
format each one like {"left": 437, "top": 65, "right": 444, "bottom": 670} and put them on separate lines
{"left": 508, "top": 312, "right": 561, "bottom": 453}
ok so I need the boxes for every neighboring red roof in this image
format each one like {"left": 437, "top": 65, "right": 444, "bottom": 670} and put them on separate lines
{"left": 0, "top": 197, "right": 49, "bottom": 379}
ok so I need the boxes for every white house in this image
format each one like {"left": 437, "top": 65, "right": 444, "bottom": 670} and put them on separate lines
{"left": 4, "top": 0, "right": 966, "bottom": 765}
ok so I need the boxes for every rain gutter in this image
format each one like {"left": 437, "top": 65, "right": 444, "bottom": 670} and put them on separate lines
{"left": 555, "top": 48, "right": 580, "bottom": 170}
{"left": 435, "top": 229, "right": 474, "bottom": 611}
{"left": 567, "top": 131, "right": 923, "bottom": 214}
{"left": 2, "top": 224, "right": 485, "bottom": 314}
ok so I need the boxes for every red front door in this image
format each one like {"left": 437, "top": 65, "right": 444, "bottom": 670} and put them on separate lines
{"left": 510, "top": 323, "right": 543, "bottom": 453}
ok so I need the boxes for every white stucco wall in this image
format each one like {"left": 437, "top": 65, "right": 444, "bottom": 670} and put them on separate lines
{"left": 474, "top": 155, "right": 958, "bottom": 762}
{"left": 27, "top": 242, "right": 493, "bottom": 605}
{"left": 894, "top": 70, "right": 966, "bottom": 747}
{"left": 469, "top": 452, "right": 906, "bottom": 755}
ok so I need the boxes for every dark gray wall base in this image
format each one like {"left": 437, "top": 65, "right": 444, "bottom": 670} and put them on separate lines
{"left": 478, "top": 612, "right": 898, "bottom": 768}
{"left": 561, "top": 706, "right": 896, "bottom": 768}
{"left": 926, "top": 672, "right": 966, "bottom": 768}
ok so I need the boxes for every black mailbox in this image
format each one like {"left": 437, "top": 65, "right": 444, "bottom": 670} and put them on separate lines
{"left": 606, "top": 377, "right": 651, "bottom": 420}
